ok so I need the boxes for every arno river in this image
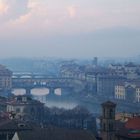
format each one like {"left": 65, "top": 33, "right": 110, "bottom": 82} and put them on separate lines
{"left": 12, "top": 88, "right": 140, "bottom": 116}
{"left": 12, "top": 88, "right": 78, "bottom": 109}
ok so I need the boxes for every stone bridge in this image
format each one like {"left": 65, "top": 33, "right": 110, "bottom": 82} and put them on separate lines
{"left": 12, "top": 76, "right": 85, "bottom": 96}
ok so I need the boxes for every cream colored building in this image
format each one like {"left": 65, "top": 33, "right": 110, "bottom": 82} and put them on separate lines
{"left": 136, "top": 87, "right": 140, "bottom": 102}
{"left": 7, "top": 95, "right": 44, "bottom": 122}
{"left": 115, "top": 85, "right": 125, "bottom": 100}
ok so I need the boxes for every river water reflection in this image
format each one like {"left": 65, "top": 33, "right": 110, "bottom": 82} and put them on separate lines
{"left": 12, "top": 88, "right": 77, "bottom": 109}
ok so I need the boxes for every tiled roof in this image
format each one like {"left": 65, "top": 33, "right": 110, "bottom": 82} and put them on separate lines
{"left": 116, "top": 117, "right": 140, "bottom": 139}
{"left": 7, "top": 95, "right": 44, "bottom": 106}
{"left": 125, "top": 117, "right": 140, "bottom": 130}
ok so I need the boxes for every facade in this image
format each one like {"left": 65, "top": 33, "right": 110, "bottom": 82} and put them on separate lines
{"left": 109, "top": 63, "right": 140, "bottom": 80}
{"left": 108, "top": 64, "right": 123, "bottom": 70}
{"left": 0, "top": 65, "right": 12, "bottom": 96}
{"left": 115, "top": 85, "right": 126, "bottom": 100}
{"left": 135, "top": 87, "right": 140, "bottom": 102}
{"left": 0, "top": 96, "right": 7, "bottom": 112}
{"left": 7, "top": 95, "right": 44, "bottom": 122}
{"left": 115, "top": 82, "right": 140, "bottom": 103}
{"left": 100, "top": 101, "right": 140, "bottom": 140}
{"left": 124, "top": 63, "right": 138, "bottom": 74}
{"left": 97, "top": 75, "right": 126, "bottom": 98}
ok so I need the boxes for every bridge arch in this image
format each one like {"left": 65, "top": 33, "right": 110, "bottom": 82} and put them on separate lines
{"left": 12, "top": 88, "right": 26, "bottom": 95}
{"left": 31, "top": 88, "right": 49, "bottom": 95}
{"left": 54, "top": 88, "right": 62, "bottom": 96}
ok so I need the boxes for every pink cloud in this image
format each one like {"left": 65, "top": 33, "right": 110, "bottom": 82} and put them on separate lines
{"left": 0, "top": 0, "right": 9, "bottom": 15}
{"left": 67, "top": 6, "right": 78, "bottom": 18}
{"left": 0, "top": 0, "right": 140, "bottom": 38}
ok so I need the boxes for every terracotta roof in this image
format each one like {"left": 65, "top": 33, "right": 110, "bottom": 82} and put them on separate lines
{"left": 125, "top": 117, "right": 140, "bottom": 130}
{"left": 116, "top": 117, "right": 140, "bottom": 138}
{"left": 116, "top": 127, "right": 140, "bottom": 139}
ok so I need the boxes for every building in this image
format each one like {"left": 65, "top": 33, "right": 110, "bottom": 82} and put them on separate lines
{"left": 125, "top": 85, "right": 136, "bottom": 102}
{"left": 100, "top": 101, "right": 116, "bottom": 140}
{"left": 92, "top": 57, "right": 98, "bottom": 67}
{"left": 124, "top": 63, "right": 138, "bottom": 74}
{"left": 115, "top": 84, "right": 126, "bottom": 100}
{"left": 12, "top": 126, "right": 96, "bottom": 140}
{"left": 7, "top": 95, "right": 44, "bottom": 122}
{"left": 115, "top": 116, "right": 140, "bottom": 140}
{"left": 108, "top": 62, "right": 140, "bottom": 80}
{"left": 0, "top": 65, "right": 12, "bottom": 96}
{"left": 97, "top": 75, "right": 126, "bottom": 98}
{"left": 0, "top": 119, "right": 32, "bottom": 140}
{"left": 108, "top": 64, "right": 123, "bottom": 70}
{"left": 100, "top": 101, "right": 140, "bottom": 140}
{"left": 0, "top": 96, "right": 7, "bottom": 112}
{"left": 135, "top": 86, "right": 140, "bottom": 102}
{"left": 115, "top": 81, "right": 140, "bottom": 103}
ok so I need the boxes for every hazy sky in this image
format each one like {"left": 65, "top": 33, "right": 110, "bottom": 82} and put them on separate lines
{"left": 0, "top": 0, "right": 140, "bottom": 58}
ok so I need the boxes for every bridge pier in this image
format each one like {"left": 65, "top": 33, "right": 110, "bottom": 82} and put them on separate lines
{"left": 25, "top": 88, "right": 31, "bottom": 96}
{"left": 49, "top": 88, "right": 54, "bottom": 95}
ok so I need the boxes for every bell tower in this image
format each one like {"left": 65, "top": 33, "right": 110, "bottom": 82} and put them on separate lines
{"left": 100, "top": 101, "right": 116, "bottom": 140}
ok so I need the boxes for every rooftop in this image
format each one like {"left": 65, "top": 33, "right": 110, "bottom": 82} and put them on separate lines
{"left": 125, "top": 117, "right": 140, "bottom": 130}
{"left": 101, "top": 101, "right": 116, "bottom": 107}
{"left": 7, "top": 95, "right": 44, "bottom": 106}
{"left": 15, "top": 126, "right": 96, "bottom": 140}
{"left": 0, "top": 65, "right": 12, "bottom": 76}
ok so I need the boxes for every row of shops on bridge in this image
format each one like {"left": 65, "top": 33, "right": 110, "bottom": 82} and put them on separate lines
{"left": 0, "top": 65, "right": 79, "bottom": 96}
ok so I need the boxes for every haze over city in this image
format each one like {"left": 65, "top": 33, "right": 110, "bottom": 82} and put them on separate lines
{"left": 0, "top": 1, "right": 140, "bottom": 140}
{"left": 0, "top": 0, "right": 140, "bottom": 58}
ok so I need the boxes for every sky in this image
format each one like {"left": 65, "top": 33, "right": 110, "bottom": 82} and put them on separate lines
{"left": 0, "top": 0, "right": 140, "bottom": 58}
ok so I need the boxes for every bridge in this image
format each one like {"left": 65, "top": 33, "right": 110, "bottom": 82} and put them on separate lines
{"left": 12, "top": 72, "right": 54, "bottom": 79}
{"left": 12, "top": 73, "right": 85, "bottom": 96}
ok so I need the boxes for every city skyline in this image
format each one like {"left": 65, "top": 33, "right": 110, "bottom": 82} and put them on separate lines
{"left": 0, "top": 0, "right": 140, "bottom": 58}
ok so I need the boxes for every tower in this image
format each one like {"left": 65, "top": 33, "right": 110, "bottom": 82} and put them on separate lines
{"left": 100, "top": 101, "right": 116, "bottom": 140}
{"left": 92, "top": 57, "right": 98, "bottom": 67}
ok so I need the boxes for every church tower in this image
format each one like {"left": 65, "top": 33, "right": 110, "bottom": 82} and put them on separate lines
{"left": 100, "top": 101, "right": 116, "bottom": 140}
